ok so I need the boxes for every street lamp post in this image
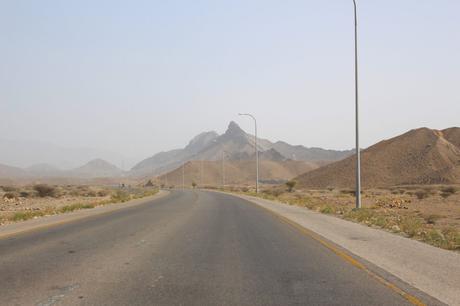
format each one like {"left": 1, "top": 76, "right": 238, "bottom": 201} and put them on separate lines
{"left": 353, "top": 0, "right": 361, "bottom": 209}
{"left": 238, "top": 113, "right": 259, "bottom": 193}
{"left": 200, "top": 159, "right": 204, "bottom": 188}
{"left": 222, "top": 151, "right": 225, "bottom": 188}
{"left": 182, "top": 162, "right": 185, "bottom": 189}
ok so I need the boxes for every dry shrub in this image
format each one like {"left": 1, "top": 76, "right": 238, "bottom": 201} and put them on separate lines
{"left": 440, "top": 186, "right": 457, "bottom": 198}
{"left": 3, "top": 192, "right": 18, "bottom": 199}
{"left": 340, "top": 189, "right": 355, "bottom": 196}
{"left": 414, "top": 189, "right": 430, "bottom": 200}
{"left": 400, "top": 217, "right": 423, "bottom": 237}
{"left": 33, "top": 184, "right": 56, "bottom": 198}
{"left": 1, "top": 186, "right": 18, "bottom": 192}
{"left": 97, "top": 190, "right": 110, "bottom": 197}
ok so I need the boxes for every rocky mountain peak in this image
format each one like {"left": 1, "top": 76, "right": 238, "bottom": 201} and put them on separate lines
{"left": 224, "top": 121, "right": 246, "bottom": 137}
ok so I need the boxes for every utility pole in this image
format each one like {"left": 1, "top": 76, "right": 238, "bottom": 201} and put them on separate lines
{"left": 238, "top": 113, "right": 259, "bottom": 193}
{"left": 353, "top": 0, "right": 361, "bottom": 209}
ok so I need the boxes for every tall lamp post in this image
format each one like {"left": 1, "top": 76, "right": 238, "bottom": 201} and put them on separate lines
{"left": 182, "top": 162, "right": 185, "bottom": 189}
{"left": 222, "top": 151, "right": 226, "bottom": 188}
{"left": 200, "top": 159, "right": 204, "bottom": 188}
{"left": 353, "top": 0, "right": 361, "bottom": 209}
{"left": 238, "top": 113, "right": 259, "bottom": 193}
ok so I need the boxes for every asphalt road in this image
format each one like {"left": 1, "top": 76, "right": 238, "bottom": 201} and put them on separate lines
{"left": 0, "top": 190, "right": 415, "bottom": 306}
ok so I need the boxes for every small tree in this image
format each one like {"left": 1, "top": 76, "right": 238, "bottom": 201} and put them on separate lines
{"left": 285, "top": 180, "right": 297, "bottom": 192}
{"left": 145, "top": 179, "right": 154, "bottom": 187}
{"left": 192, "top": 181, "right": 197, "bottom": 189}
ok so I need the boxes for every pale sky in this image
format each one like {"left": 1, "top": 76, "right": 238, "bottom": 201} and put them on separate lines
{"left": 1, "top": 0, "right": 459, "bottom": 167}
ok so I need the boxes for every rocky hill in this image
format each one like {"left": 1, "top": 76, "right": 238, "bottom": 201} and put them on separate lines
{"left": 71, "top": 159, "right": 124, "bottom": 178}
{"left": 295, "top": 127, "right": 460, "bottom": 189}
{"left": 157, "top": 159, "right": 318, "bottom": 187}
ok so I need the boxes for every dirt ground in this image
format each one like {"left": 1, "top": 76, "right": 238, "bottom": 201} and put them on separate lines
{"left": 0, "top": 184, "right": 157, "bottom": 225}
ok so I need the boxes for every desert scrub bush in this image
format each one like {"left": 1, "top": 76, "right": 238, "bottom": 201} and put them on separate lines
{"left": 3, "top": 192, "right": 18, "bottom": 199}
{"left": 373, "top": 215, "right": 391, "bottom": 228}
{"left": 391, "top": 189, "right": 405, "bottom": 195}
{"left": 320, "top": 205, "right": 334, "bottom": 214}
{"left": 262, "top": 188, "right": 284, "bottom": 198}
{"left": 19, "top": 191, "right": 31, "bottom": 198}
{"left": 340, "top": 189, "right": 355, "bottom": 196}
{"left": 139, "top": 188, "right": 159, "bottom": 198}
{"left": 399, "top": 216, "right": 423, "bottom": 237}
{"left": 440, "top": 186, "right": 457, "bottom": 198}
{"left": 423, "top": 228, "right": 460, "bottom": 250}
{"left": 12, "top": 211, "right": 45, "bottom": 222}
{"left": 344, "top": 208, "right": 375, "bottom": 223}
{"left": 59, "top": 203, "right": 94, "bottom": 213}
{"left": 1, "top": 186, "right": 18, "bottom": 192}
{"left": 285, "top": 180, "right": 297, "bottom": 192}
{"left": 111, "top": 190, "right": 130, "bottom": 202}
{"left": 424, "top": 214, "right": 441, "bottom": 225}
{"left": 33, "top": 184, "right": 56, "bottom": 197}
{"left": 85, "top": 190, "right": 98, "bottom": 197}
{"left": 414, "top": 189, "right": 430, "bottom": 200}
{"left": 97, "top": 189, "right": 110, "bottom": 197}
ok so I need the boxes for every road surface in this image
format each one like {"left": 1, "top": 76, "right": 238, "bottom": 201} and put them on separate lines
{"left": 0, "top": 190, "right": 419, "bottom": 305}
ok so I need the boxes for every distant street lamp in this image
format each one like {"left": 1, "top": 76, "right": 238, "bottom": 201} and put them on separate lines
{"left": 353, "top": 0, "right": 361, "bottom": 209}
{"left": 221, "top": 151, "right": 227, "bottom": 188}
{"left": 238, "top": 113, "right": 259, "bottom": 193}
{"left": 200, "top": 159, "right": 204, "bottom": 187}
{"left": 182, "top": 162, "right": 185, "bottom": 189}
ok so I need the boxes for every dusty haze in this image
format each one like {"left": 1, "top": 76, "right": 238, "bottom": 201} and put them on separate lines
{"left": 1, "top": 1, "right": 459, "bottom": 168}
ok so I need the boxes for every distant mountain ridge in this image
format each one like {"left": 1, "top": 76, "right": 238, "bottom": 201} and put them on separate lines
{"left": 0, "top": 138, "right": 129, "bottom": 169}
{"left": 295, "top": 127, "right": 460, "bottom": 188}
{"left": 0, "top": 159, "right": 124, "bottom": 180}
{"left": 131, "top": 121, "right": 352, "bottom": 176}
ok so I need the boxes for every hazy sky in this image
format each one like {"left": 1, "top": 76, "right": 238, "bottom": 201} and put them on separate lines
{"left": 1, "top": 0, "right": 459, "bottom": 165}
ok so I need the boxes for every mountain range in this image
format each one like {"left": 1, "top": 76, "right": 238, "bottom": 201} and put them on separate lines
{"left": 0, "top": 159, "right": 124, "bottom": 181}
{"left": 131, "top": 121, "right": 353, "bottom": 176}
